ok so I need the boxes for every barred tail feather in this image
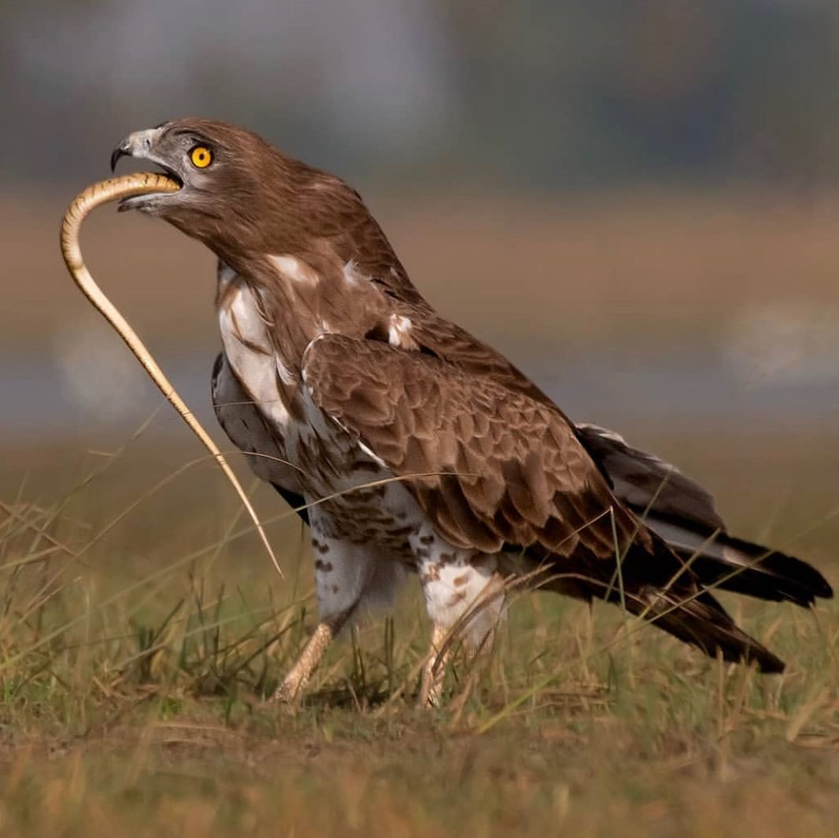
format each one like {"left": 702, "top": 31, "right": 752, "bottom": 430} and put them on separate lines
{"left": 535, "top": 538, "right": 788, "bottom": 674}
{"left": 646, "top": 513, "right": 833, "bottom": 608}
{"left": 621, "top": 585, "right": 786, "bottom": 673}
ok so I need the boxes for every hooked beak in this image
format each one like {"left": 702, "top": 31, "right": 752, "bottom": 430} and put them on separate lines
{"left": 110, "top": 143, "right": 130, "bottom": 173}
{"left": 111, "top": 128, "right": 163, "bottom": 172}
{"left": 110, "top": 127, "right": 182, "bottom": 211}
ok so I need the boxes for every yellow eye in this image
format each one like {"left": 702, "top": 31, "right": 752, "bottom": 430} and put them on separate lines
{"left": 189, "top": 145, "right": 213, "bottom": 168}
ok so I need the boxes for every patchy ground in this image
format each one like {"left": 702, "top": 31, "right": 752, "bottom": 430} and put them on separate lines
{"left": 1, "top": 429, "right": 838, "bottom": 837}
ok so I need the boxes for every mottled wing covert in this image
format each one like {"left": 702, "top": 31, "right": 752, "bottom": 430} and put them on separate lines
{"left": 302, "top": 334, "right": 651, "bottom": 561}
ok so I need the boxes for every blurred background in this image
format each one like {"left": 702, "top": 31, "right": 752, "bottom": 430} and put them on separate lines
{"left": 2, "top": 0, "right": 839, "bottom": 565}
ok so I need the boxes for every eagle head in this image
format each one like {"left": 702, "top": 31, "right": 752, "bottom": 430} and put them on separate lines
{"left": 110, "top": 118, "right": 318, "bottom": 256}
{"left": 111, "top": 117, "right": 413, "bottom": 295}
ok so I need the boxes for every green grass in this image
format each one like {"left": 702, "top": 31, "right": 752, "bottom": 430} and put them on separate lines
{"left": 1, "top": 432, "right": 838, "bottom": 837}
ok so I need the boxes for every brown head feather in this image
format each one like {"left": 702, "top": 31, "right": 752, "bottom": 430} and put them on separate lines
{"left": 119, "top": 118, "right": 417, "bottom": 297}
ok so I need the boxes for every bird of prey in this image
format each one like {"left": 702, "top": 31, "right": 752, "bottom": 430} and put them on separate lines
{"left": 111, "top": 119, "right": 832, "bottom": 705}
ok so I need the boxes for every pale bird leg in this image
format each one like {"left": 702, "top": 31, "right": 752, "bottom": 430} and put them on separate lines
{"left": 419, "top": 574, "right": 509, "bottom": 708}
{"left": 59, "top": 174, "right": 282, "bottom": 579}
{"left": 420, "top": 622, "right": 452, "bottom": 708}
{"left": 270, "top": 612, "right": 350, "bottom": 704}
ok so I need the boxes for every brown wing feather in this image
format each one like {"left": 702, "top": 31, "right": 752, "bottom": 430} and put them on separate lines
{"left": 303, "top": 334, "right": 651, "bottom": 561}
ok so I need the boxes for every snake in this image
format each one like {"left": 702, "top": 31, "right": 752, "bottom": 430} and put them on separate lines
{"left": 60, "top": 173, "right": 283, "bottom": 578}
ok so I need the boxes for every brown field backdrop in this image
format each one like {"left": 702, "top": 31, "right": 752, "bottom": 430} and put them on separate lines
{"left": 4, "top": 187, "right": 839, "bottom": 353}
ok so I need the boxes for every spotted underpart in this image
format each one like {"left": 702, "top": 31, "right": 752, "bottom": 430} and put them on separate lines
{"left": 410, "top": 523, "right": 505, "bottom": 647}
{"left": 309, "top": 505, "right": 410, "bottom": 622}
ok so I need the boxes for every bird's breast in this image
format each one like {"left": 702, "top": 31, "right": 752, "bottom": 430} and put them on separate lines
{"left": 215, "top": 265, "right": 388, "bottom": 505}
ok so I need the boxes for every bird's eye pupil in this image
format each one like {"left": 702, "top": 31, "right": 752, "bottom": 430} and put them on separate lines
{"left": 190, "top": 146, "right": 212, "bottom": 168}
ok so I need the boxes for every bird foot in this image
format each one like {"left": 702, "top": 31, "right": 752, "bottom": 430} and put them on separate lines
{"left": 268, "top": 678, "right": 305, "bottom": 707}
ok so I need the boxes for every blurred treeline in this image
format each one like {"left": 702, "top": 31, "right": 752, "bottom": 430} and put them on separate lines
{"left": 3, "top": 0, "right": 839, "bottom": 190}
